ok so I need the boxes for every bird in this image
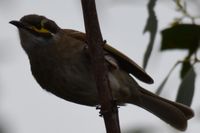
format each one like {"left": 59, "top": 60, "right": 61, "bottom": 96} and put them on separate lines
{"left": 10, "top": 14, "right": 194, "bottom": 131}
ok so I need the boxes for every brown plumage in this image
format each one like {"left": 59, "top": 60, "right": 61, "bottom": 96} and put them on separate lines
{"left": 10, "top": 14, "right": 194, "bottom": 131}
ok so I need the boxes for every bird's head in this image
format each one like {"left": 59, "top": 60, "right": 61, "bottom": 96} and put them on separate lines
{"left": 10, "top": 14, "right": 61, "bottom": 53}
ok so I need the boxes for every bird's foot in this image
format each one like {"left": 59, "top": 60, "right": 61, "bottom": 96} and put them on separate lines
{"left": 95, "top": 99, "right": 119, "bottom": 117}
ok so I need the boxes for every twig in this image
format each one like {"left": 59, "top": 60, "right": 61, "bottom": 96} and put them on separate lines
{"left": 80, "top": 0, "right": 121, "bottom": 133}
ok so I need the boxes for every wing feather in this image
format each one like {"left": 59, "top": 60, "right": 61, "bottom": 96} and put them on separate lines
{"left": 64, "top": 29, "right": 154, "bottom": 84}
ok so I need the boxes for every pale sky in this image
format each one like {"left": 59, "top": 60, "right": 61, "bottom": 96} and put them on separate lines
{"left": 0, "top": 0, "right": 199, "bottom": 133}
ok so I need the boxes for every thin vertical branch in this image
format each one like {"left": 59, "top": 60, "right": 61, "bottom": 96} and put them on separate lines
{"left": 81, "top": 0, "right": 121, "bottom": 133}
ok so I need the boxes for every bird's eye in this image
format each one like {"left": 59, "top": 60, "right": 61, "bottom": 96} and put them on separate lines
{"left": 41, "top": 19, "right": 48, "bottom": 27}
{"left": 30, "top": 19, "right": 50, "bottom": 34}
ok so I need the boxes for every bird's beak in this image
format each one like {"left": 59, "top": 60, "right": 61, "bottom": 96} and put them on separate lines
{"left": 9, "top": 20, "right": 29, "bottom": 30}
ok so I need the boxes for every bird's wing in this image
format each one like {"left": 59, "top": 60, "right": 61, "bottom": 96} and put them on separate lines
{"left": 65, "top": 29, "right": 154, "bottom": 84}
{"left": 103, "top": 44, "right": 153, "bottom": 84}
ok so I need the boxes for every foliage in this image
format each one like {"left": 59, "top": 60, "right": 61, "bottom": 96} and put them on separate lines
{"left": 143, "top": 0, "right": 158, "bottom": 69}
{"left": 144, "top": 0, "right": 200, "bottom": 106}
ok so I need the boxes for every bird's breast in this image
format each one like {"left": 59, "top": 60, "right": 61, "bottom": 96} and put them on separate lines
{"left": 29, "top": 50, "right": 99, "bottom": 106}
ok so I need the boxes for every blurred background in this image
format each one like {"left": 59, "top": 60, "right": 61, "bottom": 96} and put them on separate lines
{"left": 0, "top": 0, "right": 199, "bottom": 133}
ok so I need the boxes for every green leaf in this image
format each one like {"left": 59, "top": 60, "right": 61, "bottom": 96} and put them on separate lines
{"left": 176, "top": 66, "right": 196, "bottom": 106}
{"left": 161, "top": 24, "right": 200, "bottom": 55}
{"left": 156, "top": 62, "right": 179, "bottom": 95}
{"left": 180, "top": 61, "right": 192, "bottom": 79}
{"left": 142, "top": 0, "right": 158, "bottom": 69}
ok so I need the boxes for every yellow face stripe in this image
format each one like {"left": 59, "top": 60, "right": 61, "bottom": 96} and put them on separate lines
{"left": 31, "top": 26, "right": 50, "bottom": 33}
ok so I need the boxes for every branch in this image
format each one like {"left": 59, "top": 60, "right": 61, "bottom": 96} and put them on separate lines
{"left": 81, "top": 0, "right": 121, "bottom": 133}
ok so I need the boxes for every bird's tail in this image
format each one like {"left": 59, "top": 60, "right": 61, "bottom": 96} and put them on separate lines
{"left": 128, "top": 87, "right": 194, "bottom": 131}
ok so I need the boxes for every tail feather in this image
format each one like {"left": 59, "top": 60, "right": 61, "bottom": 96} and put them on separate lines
{"left": 140, "top": 88, "right": 194, "bottom": 119}
{"left": 129, "top": 87, "right": 194, "bottom": 131}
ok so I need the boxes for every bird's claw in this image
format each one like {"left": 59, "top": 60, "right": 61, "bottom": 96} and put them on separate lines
{"left": 96, "top": 100, "right": 119, "bottom": 117}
